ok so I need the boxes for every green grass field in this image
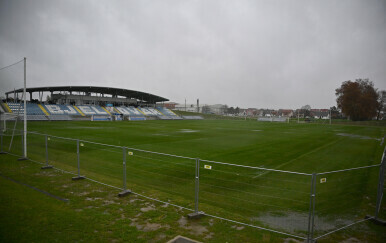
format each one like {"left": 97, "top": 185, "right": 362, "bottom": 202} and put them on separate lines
{"left": 1, "top": 119, "right": 385, "bottom": 242}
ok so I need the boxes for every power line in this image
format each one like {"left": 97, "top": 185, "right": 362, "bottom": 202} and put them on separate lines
{"left": 0, "top": 59, "right": 24, "bottom": 71}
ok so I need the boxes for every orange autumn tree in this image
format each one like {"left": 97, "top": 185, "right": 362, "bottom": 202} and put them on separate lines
{"left": 335, "top": 79, "right": 380, "bottom": 121}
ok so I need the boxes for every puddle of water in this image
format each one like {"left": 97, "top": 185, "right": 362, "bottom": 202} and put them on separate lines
{"left": 179, "top": 129, "right": 199, "bottom": 133}
{"left": 336, "top": 133, "right": 380, "bottom": 140}
{"left": 254, "top": 212, "right": 352, "bottom": 233}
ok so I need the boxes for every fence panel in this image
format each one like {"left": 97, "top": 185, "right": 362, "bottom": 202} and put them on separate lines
{"left": 47, "top": 136, "right": 78, "bottom": 174}
{"left": 6, "top": 131, "right": 23, "bottom": 157}
{"left": 79, "top": 141, "right": 123, "bottom": 189}
{"left": 1, "top": 127, "right": 382, "bottom": 241}
{"left": 126, "top": 149, "right": 196, "bottom": 210}
{"left": 199, "top": 160, "right": 311, "bottom": 239}
{"left": 314, "top": 165, "right": 380, "bottom": 239}
{"left": 26, "top": 133, "right": 46, "bottom": 163}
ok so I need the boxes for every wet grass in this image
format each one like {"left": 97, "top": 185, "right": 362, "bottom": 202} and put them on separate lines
{"left": 0, "top": 119, "right": 385, "bottom": 242}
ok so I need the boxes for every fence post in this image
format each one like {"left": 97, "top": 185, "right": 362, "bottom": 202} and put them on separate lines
{"left": 119, "top": 147, "right": 131, "bottom": 197}
{"left": 188, "top": 158, "right": 204, "bottom": 219}
{"left": 41, "top": 135, "right": 53, "bottom": 169}
{"left": 374, "top": 150, "right": 386, "bottom": 220}
{"left": 72, "top": 139, "right": 85, "bottom": 180}
{"left": 307, "top": 173, "right": 317, "bottom": 243}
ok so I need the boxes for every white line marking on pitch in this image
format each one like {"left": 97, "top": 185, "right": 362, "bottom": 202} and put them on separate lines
{"left": 253, "top": 138, "right": 344, "bottom": 179}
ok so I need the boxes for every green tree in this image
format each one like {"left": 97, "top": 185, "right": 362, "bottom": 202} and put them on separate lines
{"left": 335, "top": 79, "right": 380, "bottom": 121}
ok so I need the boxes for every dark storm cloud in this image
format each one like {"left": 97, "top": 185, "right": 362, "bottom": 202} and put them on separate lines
{"left": 1, "top": 0, "right": 385, "bottom": 108}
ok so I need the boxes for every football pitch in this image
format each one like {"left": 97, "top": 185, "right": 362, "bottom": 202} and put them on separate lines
{"left": 1, "top": 119, "right": 385, "bottom": 241}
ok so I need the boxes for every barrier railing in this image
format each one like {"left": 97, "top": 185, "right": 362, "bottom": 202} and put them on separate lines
{"left": 0, "top": 129, "right": 384, "bottom": 242}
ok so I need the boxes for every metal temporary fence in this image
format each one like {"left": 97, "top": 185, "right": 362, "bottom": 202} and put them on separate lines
{"left": 0, "top": 129, "right": 385, "bottom": 242}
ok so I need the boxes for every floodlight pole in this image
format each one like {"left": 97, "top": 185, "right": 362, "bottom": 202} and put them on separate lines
{"left": 18, "top": 57, "right": 28, "bottom": 160}
{"left": 23, "top": 57, "right": 27, "bottom": 158}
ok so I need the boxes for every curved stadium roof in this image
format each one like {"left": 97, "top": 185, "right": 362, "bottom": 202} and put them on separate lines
{"left": 6, "top": 86, "right": 169, "bottom": 103}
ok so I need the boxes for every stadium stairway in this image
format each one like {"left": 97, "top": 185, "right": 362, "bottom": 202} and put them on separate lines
{"left": 73, "top": 106, "right": 85, "bottom": 116}
{"left": 101, "top": 107, "right": 111, "bottom": 115}
{"left": 38, "top": 104, "right": 50, "bottom": 116}
{"left": 156, "top": 107, "right": 183, "bottom": 120}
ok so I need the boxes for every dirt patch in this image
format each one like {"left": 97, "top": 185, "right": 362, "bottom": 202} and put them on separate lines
{"left": 178, "top": 216, "right": 208, "bottom": 235}
{"left": 231, "top": 225, "right": 244, "bottom": 230}
{"left": 85, "top": 197, "right": 102, "bottom": 201}
{"left": 103, "top": 200, "right": 118, "bottom": 205}
{"left": 130, "top": 221, "right": 163, "bottom": 232}
{"left": 92, "top": 189, "right": 104, "bottom": 193}
{"left": 155, "top": 233, "right": 166, "bottom": 241}
{"left": 35, "top": 171, "right": 57, "bottom": 177}
{"left": 204, "top": 232, "right": 214, "bottom": 239}
{"left": 161, "top": 203, "right": 169, "bottom": 208}
{"left": 140, "top": 205, "right": 155, "bottom": 212}
{"left": 283, "top": 238, "right": 302, "bottom": 243}
{"left": 341, "top": 237, "right": 361, "bottom": 243}
{"left": 208, "top": 219, "right": 214, "bottom": 226}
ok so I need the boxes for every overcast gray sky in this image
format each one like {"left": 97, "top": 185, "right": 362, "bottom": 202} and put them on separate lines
{"left": 0, "top": 0, "right": 385, "bottom": 109}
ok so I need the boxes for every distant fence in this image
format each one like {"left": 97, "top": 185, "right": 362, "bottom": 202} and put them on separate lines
{"left": 0, "top": 129, "right": 384, "bottom": 242}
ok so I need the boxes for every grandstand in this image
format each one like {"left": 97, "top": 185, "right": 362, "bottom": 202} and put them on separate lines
{"left": 1, "top": 86, "right": 185, "bottom": 121}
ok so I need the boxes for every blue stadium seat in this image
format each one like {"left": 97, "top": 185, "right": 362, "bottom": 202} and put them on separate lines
{"left": 115, "top": 107, "right": 145, "bottom": 117}
{"left": 7, "top": 102, "right": 45, "bottom": 115}
{"left": 44, "top": 104, "right": 80, "bottom": 115}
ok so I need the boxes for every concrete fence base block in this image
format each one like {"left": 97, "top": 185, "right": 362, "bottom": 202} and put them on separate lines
{"left": 118, "top": 190, "right": 132, "bottom": 197}
{"left": 365, "top": 215, "right": 386, "bottom": 226}
{"left": 17, "top": 157, "right": 28, "bottom": 161}
{"left": 72, "top": 176, "right": 86, "bottom": 181}
{"left": 187, "top": 212, "right": 205, "bottom": 219}
{"left": 41, "top": 165, "right": 54, "bottom": 169}
{"left": 166, "top": 235, "right": 202, "bottom": 243}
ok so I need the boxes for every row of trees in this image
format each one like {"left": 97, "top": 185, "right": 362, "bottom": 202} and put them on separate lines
{"left": 202, "top": 78, "right": 384, "bottom": 121}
